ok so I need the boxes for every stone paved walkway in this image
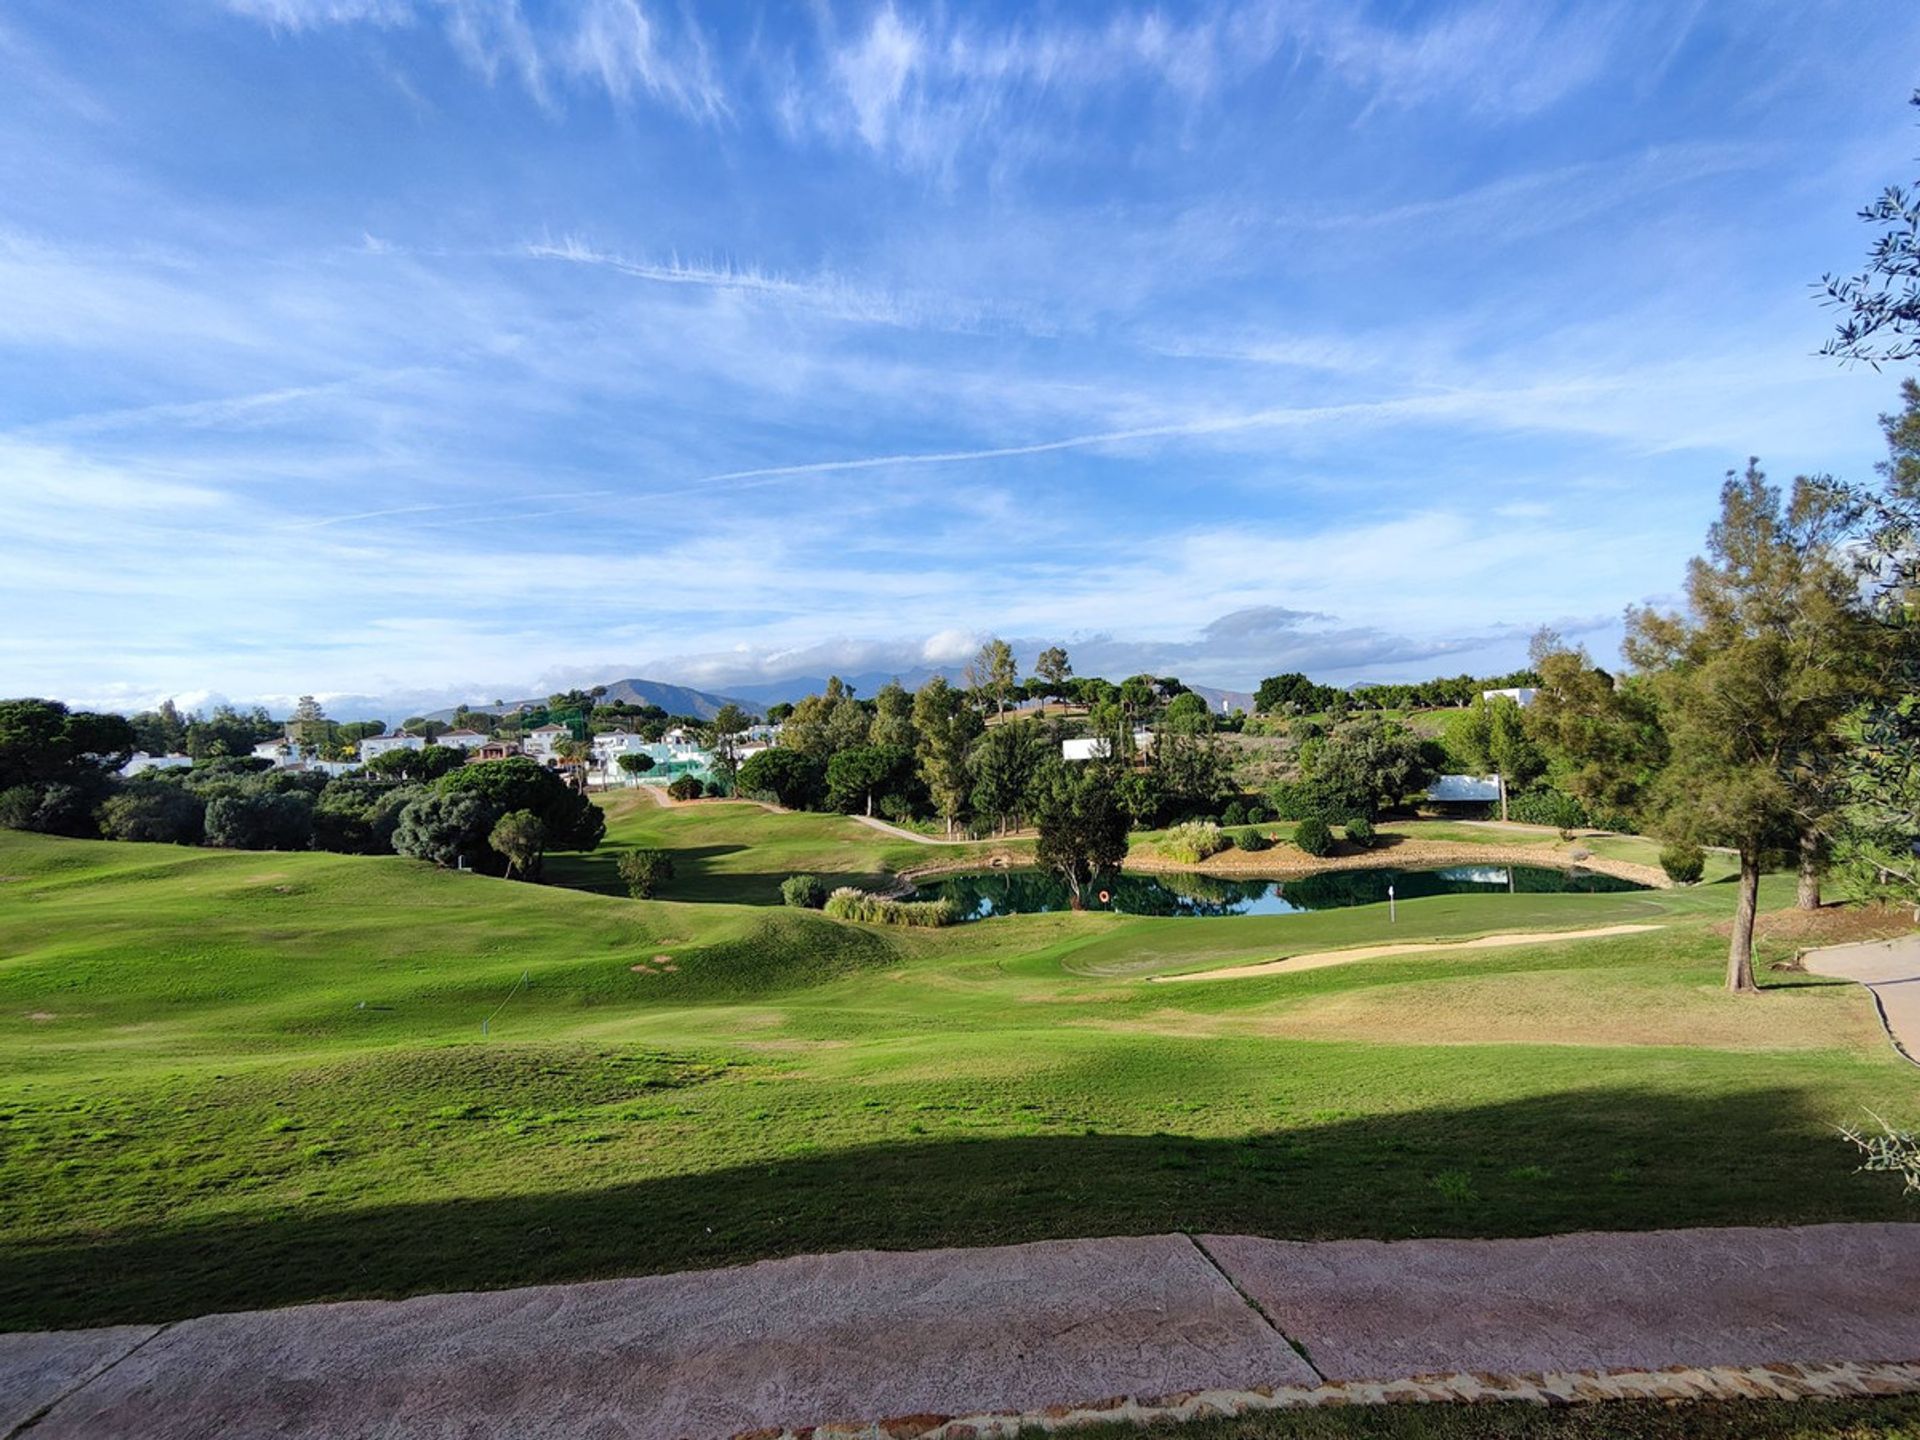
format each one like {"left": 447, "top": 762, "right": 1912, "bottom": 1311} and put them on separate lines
{"left": 1805, "top": 933, "right": 1920, "bottom": 1065}
{"left": 5, "top": 1225, "right": 1919, "bottom": 1439}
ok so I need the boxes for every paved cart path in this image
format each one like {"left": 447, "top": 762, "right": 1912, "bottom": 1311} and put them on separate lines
{"left": 1804, "top": 932, "right": 1920, "bottom": 1065}
{"left": 7, "top": 1224, "right": 1920, "bottom": 1439}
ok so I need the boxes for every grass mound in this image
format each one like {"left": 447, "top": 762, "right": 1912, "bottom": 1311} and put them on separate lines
{"left": 658, "top": 908, "right": 902, "bottom": 993}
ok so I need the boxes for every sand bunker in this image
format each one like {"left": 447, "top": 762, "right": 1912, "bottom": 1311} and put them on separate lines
{"left": 1151, "top": 924, "right": 1663, "bottom": 983}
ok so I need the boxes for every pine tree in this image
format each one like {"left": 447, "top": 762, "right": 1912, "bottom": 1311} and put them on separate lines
{"left": 1626, "top": 461, "right": 1878, "bottom": 991}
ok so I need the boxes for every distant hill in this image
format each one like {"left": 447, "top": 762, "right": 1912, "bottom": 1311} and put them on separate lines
{"left": 718, "top": 668, "right": 962, "bottom": 707}
{"left": 426, "top": 677, "right": 764, "bottom": 724}
{"left": 720, "top": 670, "right": 1256, "bottom": 713}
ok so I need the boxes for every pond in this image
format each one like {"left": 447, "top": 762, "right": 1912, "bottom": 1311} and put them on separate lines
{"left": 909, "top": 864, "right": 1646, "bottom": 920}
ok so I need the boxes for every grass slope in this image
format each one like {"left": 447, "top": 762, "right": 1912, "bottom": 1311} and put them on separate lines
{"left": 0, "top": 820, "right": 1914, "bottom": 1332}
{"left": 546, "top": 791, "right": 1012, "bottom": 903}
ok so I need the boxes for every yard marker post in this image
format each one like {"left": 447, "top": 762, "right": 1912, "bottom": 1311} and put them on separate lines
{"left": 1388, "top": 884, "right": 1395, "bottom": 924}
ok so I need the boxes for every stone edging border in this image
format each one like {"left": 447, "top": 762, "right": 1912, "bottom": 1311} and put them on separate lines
{"left": 731, "top": 1359, "right": 1920, "bottom": 1440}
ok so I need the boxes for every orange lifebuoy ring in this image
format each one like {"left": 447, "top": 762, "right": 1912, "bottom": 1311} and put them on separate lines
{"left": 1097, "top": 889, "right": 1111, "bottom": 905}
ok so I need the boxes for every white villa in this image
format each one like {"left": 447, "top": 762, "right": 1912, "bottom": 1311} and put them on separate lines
{"left": 1481, "top": 687, "right": 1539, "bottom": 708}
{"left": 1426, "top": 774, "right": 1504, "bottom": 804}
{"left": 121, "top": 752, "right": 192, "bottom": 777}
{"left": 1061, "top": 731, "right": 1154, "bottom": 762}
{"left": 589, "top": 729, "right": 717, "bottom": 786}
{"left": 522, "top": 724, "right": 572, "bottom": 761}
{"left": 437, "top": 728, "right": 489, "bottom": 750}
{"left": 358, "top": 732, "right": 426, "bottom": 762}
{"left": 251, "top": 739, "right": 308, "bottom": 766}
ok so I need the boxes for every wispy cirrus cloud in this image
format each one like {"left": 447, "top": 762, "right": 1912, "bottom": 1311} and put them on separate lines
{"left": 220, "top": 0, "right": 726, "bottom": 118}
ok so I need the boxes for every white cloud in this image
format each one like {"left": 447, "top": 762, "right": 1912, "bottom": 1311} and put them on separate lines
{"left": 221, "top": 0, "right": 725, "bottom": 117}
{"left": 835, "top": 7, "right": 921, "bottom": 150}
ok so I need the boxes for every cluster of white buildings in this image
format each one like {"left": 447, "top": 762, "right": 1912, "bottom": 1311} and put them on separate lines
{"left": 585, "top": 725, "right": 778, "bottom": 787}
{"left": 119, "top": 715, "right": 784, "bottom": 792}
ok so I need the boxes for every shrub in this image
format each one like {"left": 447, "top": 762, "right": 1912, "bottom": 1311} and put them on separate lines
{"left": 781, "top": 874, "right": 828, "bottom": 909}
{"left": 1659, "top": 841, "right": 1706, "bottom": 885}
{"left": 736, "top": 748, "right": 824, "bottom": 809}
{"left": 204, "top": 791, "right": 315, "bottom": 852}
{"left": 1345, "top": 816, "right": 1375, "bottom": 849}
{"left": 98, "top": 784, "right": 205, "bottom": 845}
{"left": 313, "top": 780, "right": 421, "bottom": 854}
{"left": 1507, "top": 787, "right": 1588, "bottom": 830}
{"left": 822, "top": 886, "right": 956, "bottom": 927}
{"left": 666, "top": 775, "right": 704, "bottom": 802}
{"left": 1221, "top": 800, "right": 1248, "bottom": 827}
{"left": 1160, "top": 820, "right": 1230, "bottom": 864}
{"left": 1841, "top": 1113, "right": 1920, "bottom": 1197}
{"left": 616, "top": 848, "right": 675, "bottom": 898}
{"left": 1237, "top": 828, "right": 1272, "bottom": 853}
{"left": 0, "top": 782, "right": 104, "bottom": 838}
{"left": 437, "top": 757, "right": 603, "bottom": 851}
{"left": 1265, "top": 779, "right": 1348, "bottom": 823}
{"left": 1245, "top": 805, "right": 1268, "bottom": 825}
{"left": 701, "top": 778, "right": 727, "bottom": 798}
{"left": 392, "top": 791, "right": 497, "bottom": 868}
{"left": 1294, "top": 816, "right": 1334, "bottom": 857}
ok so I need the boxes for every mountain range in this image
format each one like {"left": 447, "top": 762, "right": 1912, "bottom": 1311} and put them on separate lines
{"left": 424, "top": 678, "right": 766, "bottom": 725}
{"left": 724, "top": 670, "right": 1256, "bottom": 714}
{"left": 428, "top": 671, "right": 1256, "bottom": 723}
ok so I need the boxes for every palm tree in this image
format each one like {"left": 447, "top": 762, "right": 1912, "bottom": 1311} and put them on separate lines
{"left": 557, "top": 737, "right": 593, "bottom": 790}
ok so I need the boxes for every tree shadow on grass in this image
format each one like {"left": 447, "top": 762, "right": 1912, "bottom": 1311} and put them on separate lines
{"left": 551, "top": 844, "right": 778, "bottom": 902}
{"left": 547, "top": 846, "right": 896, "bottom": 906}
{"left": 5, "top": 1085, "right": 1910, "bottom": 1331}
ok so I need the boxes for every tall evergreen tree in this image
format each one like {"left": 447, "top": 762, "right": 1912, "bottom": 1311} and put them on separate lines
{"left": 1454, "top": 694, "right": 1545, "bottom": 821}
{"left": 1625, "top": 461, "right": 1879, "bottom": 991}
{"left": 1825, "top": 382, "right": 1920, "bottom": 910}
{"left": 969, "top": 719, "right": 1047, "bottom": 835}
{"left": 1032, "top": 761, "right": 1129, "bottom": 908}
{"left": 911, "top": 677, "right": 982, "bottom": 836}
{"left": 965, "top": 638, "right": 1019, "bottom": 717}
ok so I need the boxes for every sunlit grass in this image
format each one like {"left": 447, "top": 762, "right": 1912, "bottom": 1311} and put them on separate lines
{"left": 0, "top": 821, "right": 1912, "bottom": 1330}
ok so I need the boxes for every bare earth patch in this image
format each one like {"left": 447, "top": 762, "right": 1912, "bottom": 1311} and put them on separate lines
{"left": 25, "top": 1011, "right": 56, "bottom": 1022}
{"left": 1152, "top": 924, "right": 1663, "bottom": 983}
{"left": 1716, "top": 903, "right": 1916, "bottom": 948}
{"left": 1082, "top": 970, "right": 1885, "bottom": 1051}
{"left": 1279, "top": 976, "right": 1872, "bottom": 1052}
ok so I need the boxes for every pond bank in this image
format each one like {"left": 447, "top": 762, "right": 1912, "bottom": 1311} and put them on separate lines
{"left": 1127, "top": 836, "right": 1669, "bottom": 890}
{"left": 894, "top": 834, "right": 1668, "bottom": 894}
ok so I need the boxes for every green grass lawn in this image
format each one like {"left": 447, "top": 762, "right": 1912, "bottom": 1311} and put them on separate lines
{"left": 545, "top": 791, "right": 1014, "bottom": 902}
{"left": 0, "top": 810, "right": 1914, "bottom": 1332}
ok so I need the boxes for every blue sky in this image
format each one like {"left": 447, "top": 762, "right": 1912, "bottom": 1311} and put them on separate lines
{"left": 4, "top": 1, "right": 1918, "bottom": 715}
